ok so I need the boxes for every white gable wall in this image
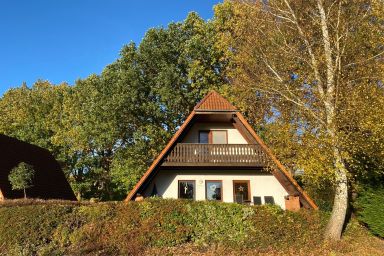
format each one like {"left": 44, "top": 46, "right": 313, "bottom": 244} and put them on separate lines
{"left": 182, "top": 123, "right": 248, "bottom": 144}
{"left": 142, "top": 169, "right": 289, "bottom": 209}
{"left": 141, "top": 122, "right": 289, "bottom": 208}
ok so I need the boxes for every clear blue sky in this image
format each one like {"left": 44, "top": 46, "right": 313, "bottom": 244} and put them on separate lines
{"left": 0, "top": 0, "right": 222, "bottom": 96}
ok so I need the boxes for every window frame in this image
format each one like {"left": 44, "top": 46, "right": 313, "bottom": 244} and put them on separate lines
{"left": 198, "top": 130, "right": 210, "bottom": 144}
{"left": 205, "top": 180, "right": 223, "bottom": 201}
{"left": 178, "top": 180, "right": 196, "bottom": 200}
{"left": 198, "top": 130, "right": 228, "bottom": 144}
{"left": 264, "top": 196, "right": 275, "bottom": 205}
{"left": 232, "top": 180, "right": 251, "bottom": 203}
{"left": 253, "top": 196, "right": 262, "bottom": 205}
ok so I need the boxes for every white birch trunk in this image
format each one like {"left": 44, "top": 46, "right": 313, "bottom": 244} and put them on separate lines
{"left": 323, "top": 101, "right": 349, "bottom": 240}
{"left": 317, "top": 0, "right": 349, "bottom": 240}
{"left": 325, "top": 148, "right": 349, "bottom": 240}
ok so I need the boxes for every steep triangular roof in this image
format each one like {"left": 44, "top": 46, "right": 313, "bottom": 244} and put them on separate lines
{"left": 0, "top": 134, "right": 77, "bottom": 200}
{"left": 126, "top": 91, "right": 317, "bottom": 210}
{"left": 194, "top": 91, "right": 237, "bottom": 111}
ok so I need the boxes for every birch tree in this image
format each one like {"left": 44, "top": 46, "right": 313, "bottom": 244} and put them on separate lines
{"left": 215, "top": 0, "right": 384, "bottom": 239}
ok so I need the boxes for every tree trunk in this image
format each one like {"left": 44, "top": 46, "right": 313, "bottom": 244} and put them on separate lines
{"left": 324, "top": 148, "right": 349, "bottom": 240}
{"left": 76, "top": 191, "right": 82, "bottom": 201}
{"left": 323, "top": 98, "right": 348, "bottom": 240}
{"left": 317, "top": 0, "right": 349, "bottom": 237}
{"left": 23, "top": 188, "right": 26, "bottom": 199}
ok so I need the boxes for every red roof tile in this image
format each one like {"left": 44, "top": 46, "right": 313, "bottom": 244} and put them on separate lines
{"left": 194, "top": 91, "right": 237, "bottom": 111}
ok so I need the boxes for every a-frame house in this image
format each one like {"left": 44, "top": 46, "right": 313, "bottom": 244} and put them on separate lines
{"left": 126, "top": 91, "right": 317, "bottom": 210}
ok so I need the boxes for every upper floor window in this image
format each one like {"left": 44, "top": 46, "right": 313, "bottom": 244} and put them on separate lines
{"left": 199, "top": 130, "right": 228, "bottom": 144}
{"left": 199, "top": 131, "right": 209, "bottom": 144}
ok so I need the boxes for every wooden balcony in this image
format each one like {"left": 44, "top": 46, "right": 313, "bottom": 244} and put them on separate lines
{"left": 163, "top": 143, "right": 269, "bottom": 167}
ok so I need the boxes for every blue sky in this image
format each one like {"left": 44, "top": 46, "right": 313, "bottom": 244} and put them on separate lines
{"left": 0, "top": 0, "right": 222, "bottom": 96}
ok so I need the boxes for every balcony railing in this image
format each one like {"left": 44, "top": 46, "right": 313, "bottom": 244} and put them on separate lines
{"left": 163, "top": 143, "right": 269, "bottom": 167}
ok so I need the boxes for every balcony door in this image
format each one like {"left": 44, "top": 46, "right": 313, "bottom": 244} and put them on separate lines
{"left": 199, "top": 130, "right": 228, "bottom": 144}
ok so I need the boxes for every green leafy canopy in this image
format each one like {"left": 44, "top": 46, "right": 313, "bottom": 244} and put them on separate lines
{"left": 8, "top": 162, "right": 35, "bottom": 196}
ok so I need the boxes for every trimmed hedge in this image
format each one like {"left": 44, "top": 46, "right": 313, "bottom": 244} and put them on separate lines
{"left": 0, "top": 199, "right": 329, "bottom": 255}
{"left": 355, "top": 186, "right": 384, "bottom": 238}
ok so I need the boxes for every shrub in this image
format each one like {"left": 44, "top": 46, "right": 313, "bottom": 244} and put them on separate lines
{"left": 0, "top": 198, "right": 378, "bottom": 255}
{"left": 354, "top": 186, "right": 384, "bottom": 238}
{"left": 0, "top": 204, "right": 73, "bottom": 255}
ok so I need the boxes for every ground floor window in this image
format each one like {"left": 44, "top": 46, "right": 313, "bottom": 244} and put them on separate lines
{"left": 178, "top": 180, "right": 195, "bottom": 199}
{"left": 233, "top": 180, "right": 251, "bottom": 204}
{"left": 264, "top": 196, "right": 275, "bottom": 205}
{"left": 205, "top": 180, "right": 222, "bottom": 201}
{"left": 253, "top": 196, "right": 262, "bottom": 205}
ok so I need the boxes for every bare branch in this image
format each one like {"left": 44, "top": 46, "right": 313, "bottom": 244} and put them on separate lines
{"left": 344, "top": 50, "right": 384, "bottom": 68}
{"left": 254, "top": 86, "right": 325, "bottom": 125}
{"left": 264, "top": 60, "right": 284, "bottom": 82}
{"left": 267, "top": 11, "right": 295, "bottom": 24}
{"left": 284, "top": 0, "right": 325, "bottom": 99}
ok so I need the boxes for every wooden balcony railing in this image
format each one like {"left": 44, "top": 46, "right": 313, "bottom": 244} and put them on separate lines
{"left": 163, "top": 143, "right": 269, "bottom": 167}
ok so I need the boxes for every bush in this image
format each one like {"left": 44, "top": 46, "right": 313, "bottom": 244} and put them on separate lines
{"left": 0, "top": 204, "right": 73, "bottom": 255}
{"left": 354, "top": 186, "right": 384, "bottom": 238}
{"left": 0, "top": 198, "right": 381, "bottom": 255}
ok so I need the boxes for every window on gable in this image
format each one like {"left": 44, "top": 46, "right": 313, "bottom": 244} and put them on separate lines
{"left": 233, "top": 180, "right": 251, "bottom": 204}
{"left": 253, "top": 196, "right": 262, "bottom": 205}
{"left": 178, "top": 180, "right": 195, "bottom": 200}
{"left": 199, "top": 131, "right": 209, "bottom": 144}
{"left": 199, "top": 130, "right": 228, "bottom": 144}
{"left": 206, "top": 180, "right": 222, "bottom": 201}
{"left": 264, "top": 196, "right": 275, "bottom": 205}
{"left": 211, "top": 130, "right": 227, "bottom": 144}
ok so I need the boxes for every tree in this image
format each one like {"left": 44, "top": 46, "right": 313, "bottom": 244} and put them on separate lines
{"left": 8, "top": 162, "right": 35, "bottom": 199}
{"left": 0, "top": 81, "right": 70, "bottom": 154}
{"left": 0, "top": 12, "right": 228, "bottom": 200}
{"left": 53, "top": 12, "right": 228, "bottom": 199}
{"left": 0, "top": 80, "right": 77, "bottom": 194}
{"left": 215, "top": 0, "right": 384, "bottom": 240}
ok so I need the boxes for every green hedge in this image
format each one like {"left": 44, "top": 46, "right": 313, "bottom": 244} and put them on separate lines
{"left": 354, "top": 186, "right": 384, "bottom": 238}
{"left": 0, "top": 199, "right": 329, "bottom": 255}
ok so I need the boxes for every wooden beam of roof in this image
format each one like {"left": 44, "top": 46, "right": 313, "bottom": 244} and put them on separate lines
{"left": 232, "top": 116, "right": 258, "bottom": 144}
